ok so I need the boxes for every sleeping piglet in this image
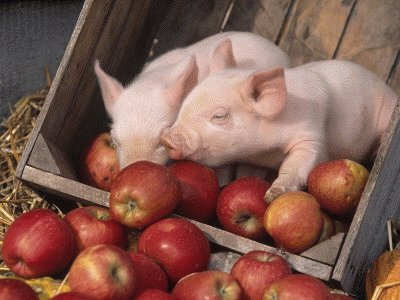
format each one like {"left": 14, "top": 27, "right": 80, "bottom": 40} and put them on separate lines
{"left": 94, "top": 31, "right": 291, "bottom": 170}
{"left": 160, "top": 59, "right": 398, "bottom": 202}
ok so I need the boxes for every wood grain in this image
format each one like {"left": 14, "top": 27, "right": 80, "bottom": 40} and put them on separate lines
{"left": 334, "top": 0, "right": 400, "bottom": 81}
{"left": 333, "top": 100, "right": 400, "bottom": 294}
{"left": 149, "top": 0, "right": 233, "bottom": 58}
{"left": 387, "top": 52, "right": 400, "bottom": 95}
{"left": 223, "top": 0, "right": 293, "bottom": 42}
{"left": 278, "top": 0, "right": 355, "bottom": 65}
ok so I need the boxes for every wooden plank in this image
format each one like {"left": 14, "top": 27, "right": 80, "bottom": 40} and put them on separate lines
{"left": 21, "top": 165, "right": 109, "bottom": 207}
{"left": 149, "top": 0, "right": 233, "bottom": 58}
{"left": 388, "top": 52, "right": 400, "bottom": 95}
{"left": 301, "top": 233, "right": 345, "bottom": 265}
{"left": 223, "top": 0, "right": 293, "bottom": 42}
{"left": 28, "top": 134, "right": 62, "bottom": 176}
{"left": 334, "top": 0, "right": 400, "bottom": 81}
{"left": 278, "top": 0, "right": 355, "bottom": 66}
{"left": 15, "top": 0, "right": 99, "bottom": 179}
{"left": 43, "top": 0, "right": 167, "bottom": 158}
{"left": 189, "top": 219, "right": 333, "bottom": 281}
{"left": 333, "top": 100, "right": 400, "bottom": 294}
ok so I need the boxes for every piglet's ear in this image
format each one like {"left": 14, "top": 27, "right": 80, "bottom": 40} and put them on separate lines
{"left": 166, "top": 55, "right": 198, "bottom": 107}
{"left": 241, "top": 67, "right": 287, "bottom": 118}
{"left": 209, "top": 39, "right": 237, "bottom": 73}
{"left": 94, "top": 60, "right": 124, "bottom": 118}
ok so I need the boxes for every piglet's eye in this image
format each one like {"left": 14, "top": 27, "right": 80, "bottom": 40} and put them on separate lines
{"left": 211, "top": 112, "right": 230, "bottom": 125}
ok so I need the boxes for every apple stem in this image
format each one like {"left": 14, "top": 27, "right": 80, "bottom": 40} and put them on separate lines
{"left": 234, "top": 215, "right": 251, "bottom": 224}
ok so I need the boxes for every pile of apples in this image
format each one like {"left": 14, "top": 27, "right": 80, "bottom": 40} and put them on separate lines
{"left": 0, "top": 207, "right": 353, "bottom": 299}
{"left": 0, "top": 131, "right": 369, "bottom": 298}
{"left": 79, "top": 132, "right": 369, "bottom": 253}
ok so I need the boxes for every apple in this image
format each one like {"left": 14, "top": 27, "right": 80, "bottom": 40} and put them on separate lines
{"left": 0, "top": 278, "right": 38, "bottom": 300}
{"left": 2, "top": 209, "right": 76, "bottom": 278}
{"left": 230, "top": 250, "right": 291, "bottom": 300}
{"left": 109, "top": 160, "right": 181, "bottom": 229}
{"left": 137, "top": 217, "right": 211, "bottom": 284}
{"left": 68, "top": 244, "right": 137, "bottom": 300}
{"left": 307, "top": 159, "right": 369, "bottom": 218}
{"left": 172, "top": 270, "right": 242, "bottom": 300}
{"left": 79, "top": 132, "right": 120, "bottom": 191}
{"left": 65, "top": 206, "right": 127, "bottom": 253}
{"left": 135, "top": 289, "right": 175, "bottom": 300}
{"left": 263, "top": 191, "right": 324, "bottom": 254}
{"left": 168, "top": 160, "right": 220, "bottom": 222}
{"left": 128, "top": 252, "right": 169, "bottom": 297}
{"left": 216, "top": 176, "right": 270, "bottom": 241}
{"left": 51, "top": 292, "right": 92, "bottom": 300}
{"left": 318, "top": 212, "right": 336, "bottom": 243}
{"left": 262, "top": 274, "right": 333, "bottom": 299}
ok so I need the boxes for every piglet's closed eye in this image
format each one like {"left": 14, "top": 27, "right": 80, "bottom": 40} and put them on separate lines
{"left": 241, "top": 67, "right": 287, "bottom": 118}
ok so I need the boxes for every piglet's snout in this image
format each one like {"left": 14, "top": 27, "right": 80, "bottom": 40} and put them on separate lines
{"left": 160, "top": 128, "right": 185, "bottom": 160}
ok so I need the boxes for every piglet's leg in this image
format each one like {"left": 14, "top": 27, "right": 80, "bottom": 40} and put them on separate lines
{"left": 264, "top": 141, "right": 328, "bottom": 203}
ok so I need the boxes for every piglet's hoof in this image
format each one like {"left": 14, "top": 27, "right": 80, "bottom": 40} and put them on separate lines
{"left": 264, "top": 187, "right": 283, "bottom": 203}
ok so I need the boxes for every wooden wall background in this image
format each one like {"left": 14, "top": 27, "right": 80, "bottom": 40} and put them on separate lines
{"left": 150, "top": 0, "right": 399, "bottom": 94}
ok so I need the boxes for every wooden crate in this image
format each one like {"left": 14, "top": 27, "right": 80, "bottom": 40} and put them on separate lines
{"left": 15, "top": 0, "right": 400, "bottom": 296}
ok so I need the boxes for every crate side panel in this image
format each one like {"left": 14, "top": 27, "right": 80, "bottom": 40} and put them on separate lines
{"left": 223, "top": 0, "right": 293, "bottom": 43}
{"left": 278, "top": 0, "right": 355, "bottom": 65}
{"left": 334, "top": 0, "right": 400, "bottom": 81}
{"left": 333, "top": 101, "right": 400, "bottom": 294}
{"left": 41, "top": 0, "right": 166, "bottom": 165}
{"left": 15, "top": 0, "right": 101, "bottom": 178}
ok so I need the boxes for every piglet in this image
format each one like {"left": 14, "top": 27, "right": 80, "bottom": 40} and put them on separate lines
{"left": 94, "top": 31, "right": 291, "bottom": 171}
{"left": 160, "top": 60, "right": 398, "bottom": 202}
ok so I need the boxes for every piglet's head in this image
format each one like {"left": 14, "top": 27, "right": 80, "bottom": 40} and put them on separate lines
{"left": 161, "top": 67, "right": 287, "bottom": 167}
{"left": 94, "top": 57, "right": 198, "bottom": 168}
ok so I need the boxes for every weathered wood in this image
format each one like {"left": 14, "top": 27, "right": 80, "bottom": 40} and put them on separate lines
{"left": 301, "top": 233, "right": 345, "bottom": 265}
{"left": 15, "top": 0, "right": 98, "bottom": 179}
{"left": 188, "top": 218, "right": 333, "bottom": 281}
{"left": 223, "top": 0, "right": 292, "bottom": 42}
{"left": 388, "top": 52, "right": 400, "bottom": 95}
{"left": 28, "top": 133, "right": 61, "bottom": 176}
{"left": 209, "top": 252, "right": 241, "bottom": 273}
{"left": 278, "top": 0, "right": 355, "bottom": 65}
{"left": 334, "top": 0, "right": 400, "bottom": 81}
{"left": 21, "top": 165, "right": 109, "bottom": 207}
{"left": 333, "top": 100, "right": 400, "bottom": 294}
{"left": 149, "top": 0, "right": 233, "bottom": 58}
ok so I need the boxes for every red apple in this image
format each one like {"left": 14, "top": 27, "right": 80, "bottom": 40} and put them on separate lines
{"left": 109, "top": 160, "right": 181, "bottom": 229}
{"left": 135, "top": 289, "right": 175, "bottom": 300}
{"left": 65, "top": 206, "right": 127, "bottom": 253}
{"left": 137, "top": 218, "right": 211, "bottom": 284}
{"left": 68, "top": 244, "right": 136, "bottom": 300}
{"left": 307, "top": 159, "right": 369, "bottom": 217}
{"left": 2, "top": 209, "right": 76, "bottom": 278}
{"left": 262, "top": 274, "right": 333, "bottom": 299}
{"left": 168, "top": 160, "right": 220, "bottom": 222}
{"left": 263, "top": 191, "right": 324, "bottom": 254}
{"left": 51, "top": 292, "right": 92, "bottom": 300}
{"left": 216, "top": 176, "right": 270, "bottom": 241}
{"left": 128, "top": 252, "right": 169, "bottom": 297}
{"left": 230, "top": 250, "right": 291, "bottom": 300}
{"left": 79, "top": 132, "right": 120, "bottom": 191}
{"left": 172, "top": 270, "right": 242, "bottom": 300}
{"left": 0, "top": 278, "right": 38, "bottom": 300}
